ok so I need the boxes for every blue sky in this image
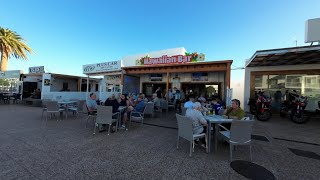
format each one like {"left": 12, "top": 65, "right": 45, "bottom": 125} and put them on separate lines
{"left": 1, "top": 0, "right": 319, "bottom": 81}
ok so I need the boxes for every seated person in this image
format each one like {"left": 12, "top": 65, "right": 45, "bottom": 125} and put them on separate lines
{"left": 132, "top": 93, "right": 138, "bottom": 101}
{"left": 221, "top": 99, "right": 245, "bottom": 130}
{"left": 130, "top": 95, "right": 145, "bottom": 115}
{"left": 31, "top": 89, "right": 41, "bottom": 99}
{"left": 86, "top": 93, "right": 98, "bottom": 115}
{"left": 138, "top": 93, "right": 148, "bottom": 102}
{"left": 223, "top": 99, "right": 245, "bottom": 120}
{"left": 184, "top": 95, "right": 195, "bottom": 109}
{"left": 198, "top": 94, "right": 206, "bottom": 104}
{"left": 152, "top": 93, "right": 161, "bottom": 110}
{"left": 127, "top": 95, "right": 136, "bottom": 107}
{"left": 122, "top": 95, "right": 145, "bottom": 129}
{"left": 118, "top": 94, "right": 128, "bottom": 106}
{"left": 104, "top": 94, "right": 120, "bottom": 114}
{"left": 186, "top": 102, "right": 208, "bottom": 146}
{"left": 211, "top": 98, "right": 222, "bottom": 115}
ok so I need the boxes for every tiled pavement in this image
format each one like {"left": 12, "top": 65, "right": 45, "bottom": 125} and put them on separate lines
{"left": 0, "top": 104, "right": 320, "bottom": 179}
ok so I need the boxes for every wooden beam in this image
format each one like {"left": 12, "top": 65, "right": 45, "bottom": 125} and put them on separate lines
{"left": 225, "top": 63, "right": 231, "bottom": 89}
{"left": 125, "top": 64, "right": 228, "bottom": 74}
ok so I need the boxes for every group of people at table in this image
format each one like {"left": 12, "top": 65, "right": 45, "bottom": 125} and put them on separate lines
{"left": 184, "top": 95, "right": 245, "bottom": 147}
{"left": 85, "top": 91, "right": 245, "bottom": 138}
{"left": 86, "top": 93, "right": 147, "bottom": 130}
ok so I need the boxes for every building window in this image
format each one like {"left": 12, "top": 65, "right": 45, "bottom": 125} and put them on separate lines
{"left": 62, "top": 82, "right": 69, "bottom": 91}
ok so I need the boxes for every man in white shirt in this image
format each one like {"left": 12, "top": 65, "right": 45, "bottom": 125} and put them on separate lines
{"left": 184, "top": 95, "right": 195, "bottom": 109}
{"left": 86, "top": 93, "right": 97, "bottom": 114}
{"left": 186, "top": 102, "right": 208, "bottom": 134}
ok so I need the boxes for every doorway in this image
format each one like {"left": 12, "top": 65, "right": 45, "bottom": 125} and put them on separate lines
{"left": 181, "top": 83, "right": 221, "bottom": 100}
{"left": 23, "top": 82, "right": 38, "bottom": 98}
{"left": 142, "top": 83, "right": 171, "bottom": 97}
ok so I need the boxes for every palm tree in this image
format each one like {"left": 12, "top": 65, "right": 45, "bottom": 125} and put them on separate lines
{"left": 0, "top": 27, "right": 32, "bottom": 71}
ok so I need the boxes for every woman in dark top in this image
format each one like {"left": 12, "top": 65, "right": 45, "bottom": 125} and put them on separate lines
{"left": 119, "top": 94, "right": 128, "bottom": 106}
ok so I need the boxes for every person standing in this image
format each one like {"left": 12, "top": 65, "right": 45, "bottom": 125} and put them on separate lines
{"left": 174, "top": 88, "right": 181, "bottom": 112}
{"left": 155, "top": 87, "right": 162, "bottom": 99}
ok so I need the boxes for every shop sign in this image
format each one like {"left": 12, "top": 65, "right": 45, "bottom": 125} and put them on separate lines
{"left": 29, "top": 66, "right": 45, "bottom": 74}
{"left": 0, "top": 70, "right": 21, "bottom": 79}
{"left": 83, "top": 60, "right": 121, "bottom": 74}
{"left": 135, "top": 52, "right": 205, "bottom": 66}
{"left": 105, "top": 75, "right": 121, "bottom": 84}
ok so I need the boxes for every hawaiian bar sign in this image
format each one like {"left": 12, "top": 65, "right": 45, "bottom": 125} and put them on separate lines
{"left": 144, "top": 55, "right": 191, "bottom": 65}
{"left": 135, "top": 53, "right": 205, "bottom": 66}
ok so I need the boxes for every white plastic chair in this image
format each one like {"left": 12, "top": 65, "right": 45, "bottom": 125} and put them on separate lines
{"left": 143, "top": 102, "right": 154, "bottom": 117}
{"left": 45, "top": 101, "right": 65, "bottom": 121}
{"left": 94, "top": 106, "right": 119, "bottom": 135}
{"left": 41, "top": 99, "right": 52, "bottom": 119}
{"left": 160, "top": 99, "right": 168, "bottom": 113}
{"left": 83, "top": 103, "right": 96, "bottom": 128}
{"left": 168, "top": 99, "right": 176, "bottom": 110}
{"left": 129, "top": 106, "right": 146, "bottom": 128}
{"left": 219, "top": 117, "right": 254, "bottom": 161}
{"left": 181, "top": 107, "right": 187, "bottom": 116}
{"left": 176, "top": 114, "right": 207, "bottom": 157}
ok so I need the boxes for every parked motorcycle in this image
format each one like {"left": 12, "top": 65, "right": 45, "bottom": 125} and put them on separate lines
{"left": 248, "top": 92, "right": 272, "bottom": 121}
{"left": 280, "top": 91, "right": 310, "bottom": 124}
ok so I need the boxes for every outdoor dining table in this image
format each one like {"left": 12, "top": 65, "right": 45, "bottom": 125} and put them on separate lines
{"left": 58, "top": 101, "right": 77, "bottom": 119}
{"left": 205, "top": 115, "right": 233, "bottom": 153}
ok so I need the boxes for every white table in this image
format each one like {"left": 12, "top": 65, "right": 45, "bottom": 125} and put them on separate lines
{"left": 58, "top": 101, "right": 77, "bottom": 119}
{"left": 205, "top": 115, "right": 233, "bottom": 153}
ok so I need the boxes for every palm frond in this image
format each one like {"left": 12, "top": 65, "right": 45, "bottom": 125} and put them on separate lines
{"left": 0, "top": 27, "right": 32, "bottom": 60}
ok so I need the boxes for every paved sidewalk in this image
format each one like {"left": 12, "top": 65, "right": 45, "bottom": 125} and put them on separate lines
{"left": 0, "top": 105, "right": 319, "bottom": 179}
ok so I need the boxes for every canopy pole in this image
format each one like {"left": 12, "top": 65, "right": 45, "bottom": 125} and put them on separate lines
{"left": 99, "top": 81, "right": 102, "bottom": 102}
{"left": 121, "top": 71, "right": 124, "bottom": 94}
{"left": 86, "top": 75, "right": 89, "bottom": 101}
{"left": 166, "top": 72, "right": 169, "bottom": 101}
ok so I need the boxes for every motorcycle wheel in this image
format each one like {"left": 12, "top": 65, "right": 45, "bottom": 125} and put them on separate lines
{"left": 290, "top": 111, "right": 310, "bottom": 124}
{"left": 256, "top": 111, "right": 272, "bottom": 121}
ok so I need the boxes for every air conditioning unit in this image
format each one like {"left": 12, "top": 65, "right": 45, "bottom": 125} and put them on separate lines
{"left": 305, "top": 18, "right": 320, "bottom": 43}
{"left": 150, "top": 74, "right": 162, "bottom": 81}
